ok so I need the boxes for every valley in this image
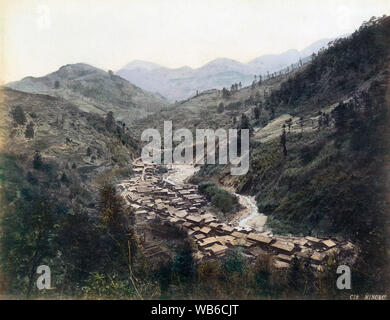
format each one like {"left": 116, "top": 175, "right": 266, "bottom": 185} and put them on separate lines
{"left": 117, "top": 160, "right": 357, "bottom": 271}
{"left": 1, "top": 14, "right": 389, "bottom": 299}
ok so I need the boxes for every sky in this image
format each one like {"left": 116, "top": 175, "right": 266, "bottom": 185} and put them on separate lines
{"left": 1, "top": 0, "right": 390, "bottom": 83}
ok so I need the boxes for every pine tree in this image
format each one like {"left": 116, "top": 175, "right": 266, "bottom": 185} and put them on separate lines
{"left": 25, "top": 121, "right": 34, "bottom": 139}
{"left": 12, "top": 106, "right": 27, "bottom": 125}
{"left": 105, "top": 111, "right": 115, "bottom": 130}
{"left": 217, "top": 102, "right": 224, "bottom": 113}
{"left": 280, "top": 125, "right": 287, "bottom": 157}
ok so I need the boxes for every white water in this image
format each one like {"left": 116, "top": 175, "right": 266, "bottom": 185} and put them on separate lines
{"left": 163, "top": 176, "right": 176, "bottom": 185}
{"left": 163, "top": 164, "right": 267, "bottom": 231}
{"left": 238, "top": 195, "right": 259, "bottom": 227}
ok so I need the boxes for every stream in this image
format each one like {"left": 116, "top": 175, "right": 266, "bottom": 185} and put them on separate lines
{"left": 163, "top": 164, "right": 268, "bottom": 231}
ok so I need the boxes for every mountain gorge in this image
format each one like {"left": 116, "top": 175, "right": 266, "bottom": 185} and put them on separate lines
{"left": 1, "top": 15, "right": 389, "bottom": 300}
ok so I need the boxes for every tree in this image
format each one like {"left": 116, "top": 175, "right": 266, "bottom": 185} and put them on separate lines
{"left": 280, "top": 125, "right": 287, "bottom": 157}
{"left": 222, "top": 88, "right": 230, "bottom": 99}
{"left": 0, "top": 196, "right": 57, "bottom": 297}
{"left": 105, "top": 111, "right": 115, "bottom": 130}
{"left": 253, "top": 106, "right": 260, "bottom": 120}
{"left": 251, "top": 80, "right": 256, "bottom": 90}
{"left": 317, "top": 111, "right": 324, "bottom": 130}
{"left": 239, "top": 113, "right": 250, "bottom": 130}
{"left": 287, "top": 257, "right": 304, "bottom": 294}
{"left": 299, "top": 116, "right": 304, "bottom": 134}
{"left": 331, "top": 102, "right": 347, "bottom": 131}
{"left": 54, "top": 202, "right": 100, "bottom": 292}
{"left": 60, "top": 172, "right": 69, "bottom": 184}
{"left": 25, "top": 121, "right": 34, "bottom": 139}
{"left": 171, "top": 241, "right": 194, "bottom": 283}
{"left": 12, "top": 106, "right": 27, "bottom": 125}
{"left": 33, "top": 151, "right": 43, "bottom": 170}
{"left": 285, "top": 118, "right": 293, "bottom": 132}
{"left": 99, "top": 184, "right": 137, "bottom": 267}
{"left": 269, "top": 106, "right": 275, "bottom": 120}
{"left": 217, "top": 102, "right": 225, "bottom": 114}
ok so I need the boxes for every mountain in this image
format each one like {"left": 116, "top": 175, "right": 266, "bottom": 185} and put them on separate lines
{"left": 0, "top": 86, "right": 140, "bottom": 206}
{"left": 137, "top": 16, "right": 390, "bottom": 241}
{"left": 5, "top": 63, "right": 168, "bottom": 124}
{"left": 117, "top": 38, "right": 335, "bottom": 101}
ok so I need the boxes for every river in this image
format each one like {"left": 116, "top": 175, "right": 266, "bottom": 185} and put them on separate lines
{"left": 163, "top": 164, "right": 268, "bottom": 232}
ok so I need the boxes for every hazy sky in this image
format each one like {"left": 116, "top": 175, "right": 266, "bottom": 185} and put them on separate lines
{"left": 1, "top": 0, "right": 389, "bottom": 83}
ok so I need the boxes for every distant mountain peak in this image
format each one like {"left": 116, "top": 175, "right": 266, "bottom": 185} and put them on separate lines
{"left": 122, "top": 60, "right": 163, "bottom": 71}
{"left": 116, "top": 37, "right": 342, "bottom": 101}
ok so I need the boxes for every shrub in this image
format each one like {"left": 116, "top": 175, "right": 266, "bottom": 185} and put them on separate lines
{"left": 198, "top": 182, "right": 238, "bottom": 213}
{"left": 11, "top": 106, "right": 27, "bottom": 125}
{"left": 33, "top": 151, "right": 43, "bottom": 170}
{"left": 25, "top": 122, "right": 34, "bottom": 139}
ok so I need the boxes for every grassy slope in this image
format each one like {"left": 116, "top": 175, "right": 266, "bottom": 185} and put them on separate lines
{"left": 6, "top": 63, "right": 169, "bottom": 124}
{"left": 0, "top": 87, "right": 139, "bottom": 209}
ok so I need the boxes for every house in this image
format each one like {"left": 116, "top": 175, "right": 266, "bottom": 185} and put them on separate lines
{"left": 247, "top": 233, "right": 272, "bottom": 245}
{"left": 273, "top": 259, "right": 290, "bottom": 269}
{"left": 207, "top": 244, "right": 228, "bottom": 256}
{"left": 271, "top": 241, "right": 295, "bottom": 254}
{"left": 175, "top": 210, "right": 188, "bottom": 218}
{"left": 194, "top": 234, "right": 206, "bottom": 240}
{"left": 231, "top": 231, "right": 247, "bottom": 239}
{"left": 275, "top": 254, "right": 294, "bottom": 263}
{"left": 198, "top": 237, "right": 221, "bottom": 248}
{"left": 219, "top": 225, "right": 234, "bottom": 234}
{"left": 306, "top": 236, "right": 321, "bottom": 243}
{"left": 322, "top": 239, "right": 336, "bottom": 248}
{"left": 311, "top": 252, "right": 326, "bottom": 264}
{"left": 186, "top": 215, "right": 204, "bottom": 224}
{"left": 208, "top": 222, "right": 220, "bottom": 229}
{"left": 199, "top": 226, "right": 212, "bottom": 235}
{"left": 183, "top": 222, "right": 193, "bottom": 228}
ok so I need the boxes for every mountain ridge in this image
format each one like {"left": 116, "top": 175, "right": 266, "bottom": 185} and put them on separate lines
{"left": 117, "top": 37, "right": 337, "bottom": 101}
{"left": 5, "top": 63, "right": 168, "bottom": 124}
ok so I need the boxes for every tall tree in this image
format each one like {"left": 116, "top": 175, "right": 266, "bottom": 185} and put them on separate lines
{"left": 280, "top": 124, "right": 287, "bottom": 157}
{"left": 105, "top": 111, "right": 115, "bottom": 131}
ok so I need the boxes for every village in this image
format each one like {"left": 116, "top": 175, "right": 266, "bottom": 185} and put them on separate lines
{"left": 117, "top": 160, "right": 358, "bottom": 272}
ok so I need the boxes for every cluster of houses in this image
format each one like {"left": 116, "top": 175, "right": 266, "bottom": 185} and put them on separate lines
{"left": 117, "top": 161, "right": 356, "bottom": 271}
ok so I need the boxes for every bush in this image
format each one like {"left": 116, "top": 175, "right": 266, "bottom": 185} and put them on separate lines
{"left": 24, "top": 122, "right": 34, "bottom": 139}
{"left": 33, "top": 151, "right": 43, "bottom": 170}
{"left": 198, "top": 182, "right": 238, "bottom": 213}
{"left": 26, "top": 171, "right": 38, "bottom": 185}
{"left": 11, "top": 106, "right": 27, "bottom": 125}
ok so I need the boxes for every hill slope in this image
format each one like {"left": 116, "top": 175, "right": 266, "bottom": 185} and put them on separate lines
{"left": 0, "top": 87, "right": 139, "bottom": 208}
{"left": 194, "top": 16, "right": 390, "bottom": 236}
{"left": 5, "top": 63, "right": 168, "bottom": 124}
